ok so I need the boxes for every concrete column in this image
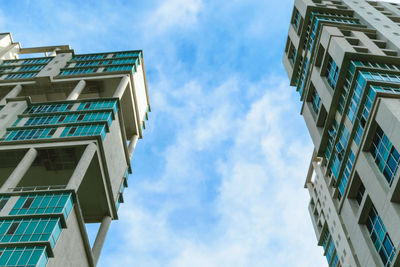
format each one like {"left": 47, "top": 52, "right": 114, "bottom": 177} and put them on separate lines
{"left": 128, "top": 134, "right": 138, "bottom": 160}
{"left": 67, "top": 80, "right": 86, "bottom": 100}
{"left": 113, "top": 76, "right": 130, "bottom": 99}
{"left": 67, "top": 143, "right": 97, "bottom": 190}
{"left": 0, "top": 84, "right": 22, "bottom": 105}
{"left": 92, "top": 216, "right": 112, "bottom": 266}
{"left": 1, "top": 148, "right": 37, "bottom": 192}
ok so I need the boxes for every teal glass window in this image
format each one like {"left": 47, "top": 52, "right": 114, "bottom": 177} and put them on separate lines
{"left": 22, "top": 58, "right": 52, "bottom": 65}
{"left": 289, "top": 46, "right": 297, "bottom": 65}
{"left": 366, "top": 206, "right": 396, "bottom": 267}
{"left": 311, "top": 89, "right": 321, "bottom": 115}
{"left": 292, "top": 8, "right": 301, "bottom": 29}
{"left": 103, "top": 65, "right": 133, "bottom": 72}
{"left": 10, "top": 193, "right": 74, "bottom": 219}
{"left": 329, "top": 125, "right": 349, "bottom": 180}
{"left": 23, "top": 112, "right": 113, "bottom": 127}
{"left": 110, "top": 58, "right": 137, "bottom": 65}
{"left": 76, "top": 100, "right": 117, "bottom": 112}
{"left": 321, "top": 229, "right": 340, "bottom": 267}
{"left": 2, "top": 128, "right": 56, "bottom": 141}
{"left": 326, "top": 57, "right": 339, "bottom": 89}
{"left": 337, "top": 150, "right": 355, "bottom": 199}
{"left": 325, "top": 119, "right": 338, "bottom": 160}
{"left": 25, "top": 103, "right": 74, "bottom": 114}
{"left": 18, "top": 65, "right": 44, "bottom": 71}
{"left": 298, "top": 57, "right": 309, "bottom": 96}
{"left": 0, "top": 246, "right": 48, "bottom": 267}
{"left": 60, "top": 68, "right": 96, "bottom": 76}
{"left": 74, "top": 61, "right": 99, "bottom": 67}
{"left": 5, "top": 73, "right": 37, "bottom": 80}
{"left": 336, "top": 125, "right": 350, "bottom": 157}
{"left": 370, "top": 125, "right": 400, "bottom": 185}
{"left": 0, "top": 218, "right": 62, "bottom": 248}
{"left": 60, "top": 124, "right": 106, "bottom": 139}
{"left": 114, "top": 52, "right": 140, "bottom": 58}
{"left": 72, "top": 54, "right": 106, "bottom": 61}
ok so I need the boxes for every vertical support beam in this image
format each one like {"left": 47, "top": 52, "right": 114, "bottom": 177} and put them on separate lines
{"left": 67, "top": 80, "right": 86, "bottom": 100}
{"left": 92, "top": 216, "right": 112, "bottom": 266}
{"left": 67, "top": 143, "right": 97, "bottom": 190}
{"left": 0, "top": 84, "right": 22, "bottom": 105}
{"left": 0, "top": 148, "right": 37, "bottom": 192}
{"left": 128, "top": 134, "right": 138, "bottom": 160}
{"left": 113, "top": 76, "right": 130, "bottom": 99}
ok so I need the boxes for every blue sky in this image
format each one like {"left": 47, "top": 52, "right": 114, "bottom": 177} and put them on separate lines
{"left": 0, "top": 0, "right": 374, "bottom": 266}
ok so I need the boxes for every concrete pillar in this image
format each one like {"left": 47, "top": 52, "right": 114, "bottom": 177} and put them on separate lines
{"left": 128, "top": 134, "right": 138, "bottom": 160}
{"left": 67, "top": 80, "right": 86, "bottom": 100}
{"left": 0, "top": 84, "right": 22, "bottom": 105}
{"left": 67, "top": 143, "right": 97, "bottom": 190}
{"left": 113, "top": 76, "right": 130, "bottom": 99}
{"left": 92, "top": 216, "right": 112, "bottom": 266}
{"left": 1, "top": 148, "right": 37, "bottom": 192}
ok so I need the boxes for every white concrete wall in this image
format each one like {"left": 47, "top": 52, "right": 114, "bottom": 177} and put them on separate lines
{"left": 47, "top": 208, "right": 91, "bottom": 267}
{"left": 133, "top": 63, "right": 149, "bottom": 123}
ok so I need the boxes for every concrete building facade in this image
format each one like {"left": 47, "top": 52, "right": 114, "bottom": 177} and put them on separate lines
{"left": 283, "top": 1, "right": 400, "bottom": 266}
{"left": 0, "top": 32, "right": 150, "bottom": 266}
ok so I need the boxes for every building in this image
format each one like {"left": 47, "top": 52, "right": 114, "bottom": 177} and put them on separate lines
{"left": 0, "top": 32, "right": 150, "bottom": 266}
{"left": 283, "top": 0, "right": 400, "bottom": 266}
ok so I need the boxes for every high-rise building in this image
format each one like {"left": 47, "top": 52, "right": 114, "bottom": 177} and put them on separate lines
{"left": 0, "top": 32, "right": 150, "bottom": 266}
{"left": 283, "top": 0, "right": 400, "bottom": 266}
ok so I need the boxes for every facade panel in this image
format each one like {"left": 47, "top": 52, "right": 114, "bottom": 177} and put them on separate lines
{"left": 284, "top": 1, "right": 400, "bottom": 266}
{"left": 0, "top": 33, "right": 150, "bottom": 266}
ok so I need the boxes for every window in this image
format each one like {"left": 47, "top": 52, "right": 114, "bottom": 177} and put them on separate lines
{"left": 0, "top": 218, "right": 62, "bottom": 248}
{"left": 59, "top": 68, "right": 96, "bottom": 76}
{"left": 1, "top": 128, "right": 57, "bottom": 142}
{"left": 356, "top": 183, "right": 365, "bottom": 205}
{"left": 58, "top": 115, "right": 66, "bottom": 122}
{"left": 370, "top": 125, "right": 400, "bottom": 185}
{"left": 6, "top": 222, "right": 19, "bottom": 235}
{"left": 366, "top": 206, "right": 396, "bottom": 266}
{"left": 0, "top": 197, "right": 9, "bottom": 211}
{"left": 326, "top": 56, "right": 340, "bottom": 89}
{"left": 292, "top": 8, "right": 301, "bottom": 29}
{"left": 48, "top": 129, "right": 56, "bottom": 136}
{"left": 20, "top": 112, "right": 112, "bottom": 127}
{"left": 5, "top": 73, "right": 37, "bottom": 80}
{"left": 289, "top": 46, "right": 297, "bottom": 64}
{"left": 0, "top": 246, "right": 48, "bottom": 267}
{"left": 311, "top": 89, "right": 321, "bottom": 115}
{"left": 321, "top": 229, "right": 341, "bottom": 267}
{"left": 337, "top": 149, "right": 355, "bottom": 199}
{"left": 10, "top": 193, "right": 74, "bottom": 219}
{"left": 22, "top": 198, "right": 34, "bottom": 209}
{"left": 25, "top": 103, "right": 73, "bottom": 114}
{"left": 22, "top": 58, "right": 52, "bottom": 65}
{"left": 61, "top": 124, "right": 106, "bottom": 139}
{"left": 76, "top": 100, "right": 117, "bottom": 112}
{"left": 68, "top": 127, "right": 76, "bottom": 135}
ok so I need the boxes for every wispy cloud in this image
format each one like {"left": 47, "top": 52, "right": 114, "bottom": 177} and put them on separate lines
{"left": 146, "top": 0, "right": 203, "bottom": 33}
{"left": 100, "top": 76, "right": 325, "bottom": 267}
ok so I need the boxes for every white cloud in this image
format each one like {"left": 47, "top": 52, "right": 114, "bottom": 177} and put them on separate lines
{"left": 146, "top": 0, "right": 203, "bottom": 33}
{"left": 100, "top": 76, "right": 326, "bottom": 267}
